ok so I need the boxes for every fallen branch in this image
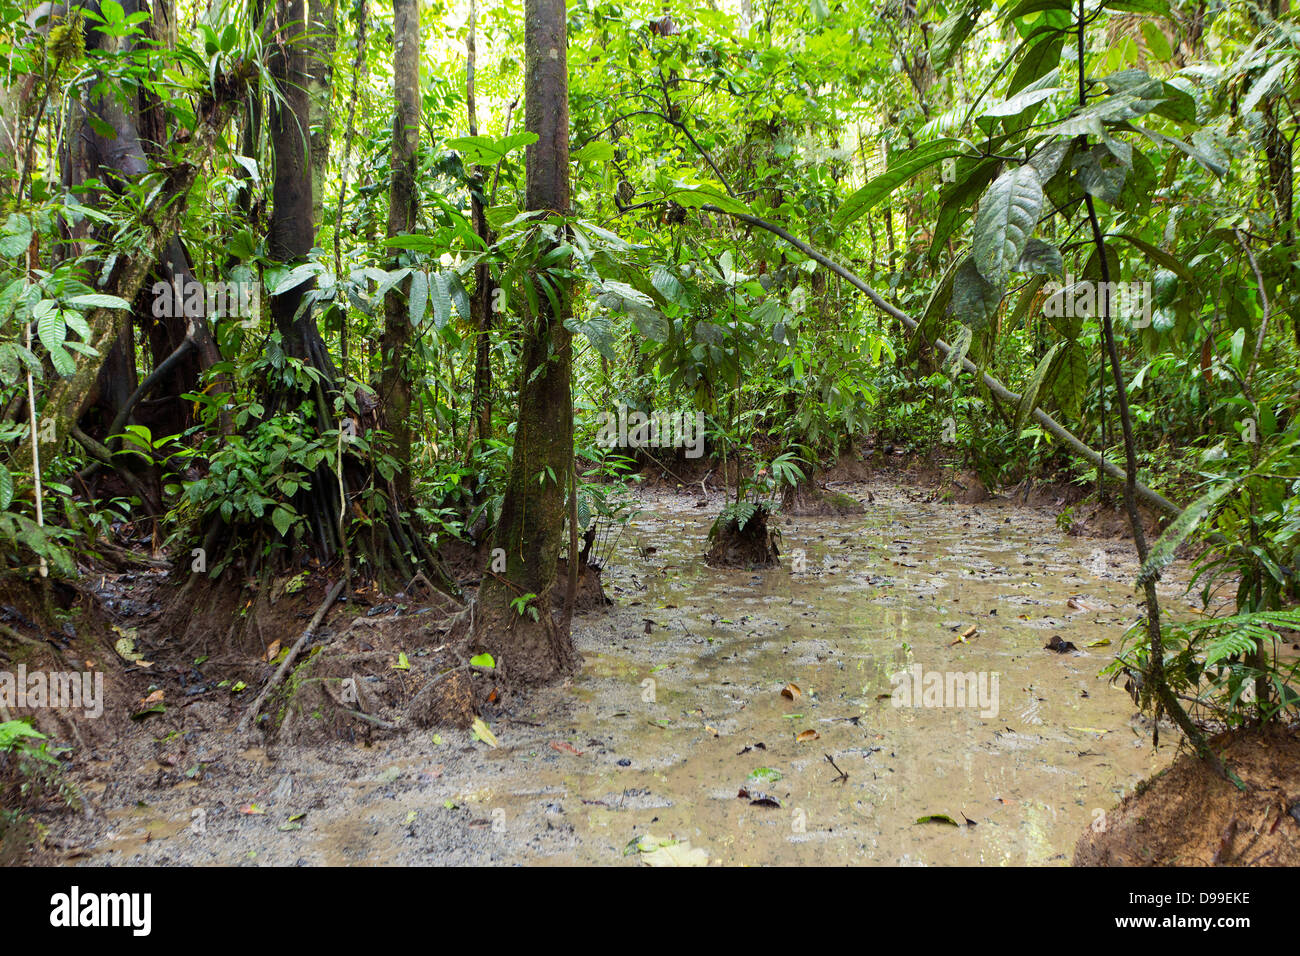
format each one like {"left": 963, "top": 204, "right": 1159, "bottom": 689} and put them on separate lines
{"left": 701, "top": 205, "right": 1183, "bottom": 520}
{"left": 237, "top": 578, "right": 346, "bottom": 734}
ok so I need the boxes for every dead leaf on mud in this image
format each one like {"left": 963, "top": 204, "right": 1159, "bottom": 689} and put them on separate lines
{"left": 139, "top": 689, "right": 164, "bottom": 706}
{"left": 239, "top": 803, "right": 266, "bottom": 815}
{"left": 470, "top": 717, "right": 499, "bottom": 748}
{"left": 780, "top": 682, "right": 802, "bottom": 700}
{"left": 738, "top": 788, "right": 782, "bottom": 808}
{"left": 1045, "top": 636, "right": 1078, "bottom": 653}
{"left": 635, "top": 834, "right": 708, "bottom": 866}
{"left": 796, "top": 729, "right": 820, "bottom": 742}
{"left": 550, "top": 741, "right": 584, "bottom": 755}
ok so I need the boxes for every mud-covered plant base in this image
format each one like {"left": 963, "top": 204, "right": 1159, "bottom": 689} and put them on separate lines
{"left": 705, "top": 502, "right": 781, "bottom": 569}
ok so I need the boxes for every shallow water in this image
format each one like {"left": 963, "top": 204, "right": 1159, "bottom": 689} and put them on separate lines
{"left": 404, "top": 483, "right": 1180, "bottom": 865}
{"left": 67, "top": 481, "right": 1191, "bottom": 867}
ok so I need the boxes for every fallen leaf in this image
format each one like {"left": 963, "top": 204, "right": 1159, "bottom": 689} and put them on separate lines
{"left": 264, "top": 640, "right": 281, "bottom": 662}
{"left": 796, "top": 729, "right": 821, "bottom": 742}
{"left": 636, "top": 834, "right": 708, "bottom": 867}
{"left": 393, "top": 651, "right": 411, "bottom": 670}
{"left": 780, "top": 682, "right": 802, "bottom": 701}
{"left": 550, "top": 740, "right": 584, "bottom": 755}
{"left": 916, "top": 814, "right": 960, "bottom": 826}
{"left": 470, "top": 717, "right": 499, "bottom": 748}
{"left": 114, "top": 635, "right": 145, "bottom": 663}
{"left": 239, "top": 803, "right": 266, "bottom": 815}
{"left": 1086, "top": 638, "right": 1111, "bottom": 648}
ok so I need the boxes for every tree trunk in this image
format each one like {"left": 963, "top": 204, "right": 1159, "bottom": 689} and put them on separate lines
{"left": 466, "top": 0, "right": 494, "bottom": 470}
{"left": 381, "top": 0, "right": 419, "bottom": 500}
{"left": 472, "top": 0, "right": 579, "bottom": 685}
{"left": 307, "top": 0, "right": 336, "bottom": 230}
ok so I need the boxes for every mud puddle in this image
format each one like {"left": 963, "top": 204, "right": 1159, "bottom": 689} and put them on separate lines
{"left": 54, "top": 482, "right": 1190, "bottom": 866}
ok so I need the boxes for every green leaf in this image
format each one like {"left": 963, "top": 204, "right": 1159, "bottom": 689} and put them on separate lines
{"left": 573, "top": 141, "right": 615, "bottom": 164}
{"left": 382, "top": 234, "right": 443, "bottom": 253}
{"left": 1051, "top": 341, "right": 1088, "bottom": 419}
{"left": 447, "top": 131, "right": 538, "bottom": 167}
{"left": 950, "top": 256, "right": 1002, "bottom": 331}
{"left": 0, "top": 214, "right": 32, "bottom": 258}
{"left": 0, "top": 464, "right": 12, "bottom": 510}
{"left": 66, "top": 293, "right": 132, "bottom": 311}
{"left": 982, "top": 85, "right": 1063, "bottom": 119}
{"left": 408, "top": 270, "right": 429, "bottom": 325}
{"left": 1016, "top": 238, "right": 1063, "bottom": 276}
{"left": 931, "top": 2, "right": 983, "bottom": 73}
{"left": 834, "top": 139, "right": 963, "bottom": 231}
{"left": 429, "top": 272, "right": 452, "bottom": 330}
{"left": 271, "top": 506, "right": 294, "bottom": 537}
{"left": 1015, "top": 341, "right": 1063, "bottom": 432}
{"left": 1137, "top": 476, "right": 1248, "bottom": 585}
{"left": 1242, "top": 60, "right": 1288, "bottom": 114}
{"left": 36, "top": 302, "right": 66, "bottom": 355}
{"left": 565, "top": 314, "right": 617, "bottom": 361}
{"left": 944, "top": 324, "right": 974, "bottom": 379}
{"left": 973, "top": 165, "right": 1043, "bottom": 284}
{"left": 469, "top": 653, "right": 495, "bottom": 668}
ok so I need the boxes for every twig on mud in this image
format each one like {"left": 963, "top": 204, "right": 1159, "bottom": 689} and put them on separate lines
{"left": 825, "top": 753, "right": 849, "bottom": 783}
{"left": 237, "top": 579, "right": 346, "bottom": 735}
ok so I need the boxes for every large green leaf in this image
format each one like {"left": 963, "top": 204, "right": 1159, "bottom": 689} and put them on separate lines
{"left": 0, "top": 214, "right": 32, "bottom": 259}
{"left": 1014, "top": 341, "right": 1063, "bottom": 432}
{"left": 1016, "top": 237, "right": 1063, "bottom": 275}
{"left": 408, "top": 270, "right": 429, "bottom": 324}
{"left": 944, "top": 324, "right": 974, "bottom": 379}
{"left": 1137, "top": 475, "right": 1249, "bottom": 585}
{"left": 565, "top": 314, "right": 617, "bottom": 361}
{"left": 950, "top": 256, "right": 1002, "bottom": 331}
{"left": 447, "top": 131, "right": 538, "bottom": 167}
{"left": 931, "top": 1, "right": 983, "bottom": 73}
{"left": 1051, "top": 341, "right": 1088, "bottom": 419}
{"left": 65, "top": 293, "right": 132, "bottom": 311}
{"left": 834, "top": 139, "right": 963, "bottom": 231}
{"left": 973, "top": 165, "right": 1043, "bottom": 284}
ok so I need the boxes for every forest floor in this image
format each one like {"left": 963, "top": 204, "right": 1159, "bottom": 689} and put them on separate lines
{"left": 26, "top": 470, "right": 1285, "bottom": 866}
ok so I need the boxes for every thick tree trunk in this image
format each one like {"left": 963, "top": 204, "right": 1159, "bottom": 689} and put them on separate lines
{"left": 466, "top": 0, "right": 494, "bottom": 468}
{"left": 307, "top": 0, "right": 336, "bottom": 230}
{"left": 269, "top": 0, "right": 316, "bottom": 351}
{"left": 472, "top": 0, "right": 579, "bottom": 685}
{"left": 381, "top": 0, "right": 419, "bottom": 500}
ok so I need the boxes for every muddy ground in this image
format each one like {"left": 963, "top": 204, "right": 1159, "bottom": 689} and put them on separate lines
{"left": 23, "top": 476, "right": 1226, "bottom": 866}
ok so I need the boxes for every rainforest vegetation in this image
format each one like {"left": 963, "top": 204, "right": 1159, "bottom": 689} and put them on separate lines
{"left": 0, "top": 0, "right": 1298, "bottom": 867}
